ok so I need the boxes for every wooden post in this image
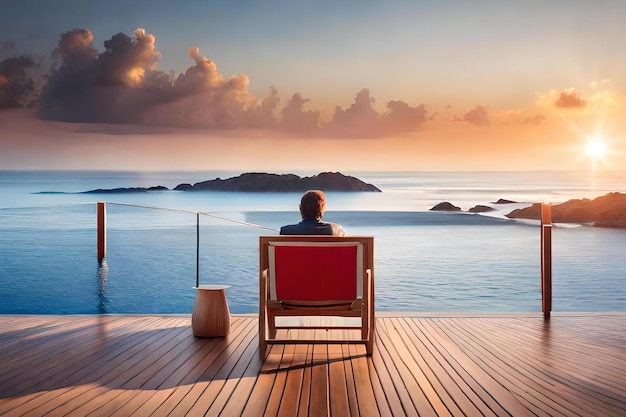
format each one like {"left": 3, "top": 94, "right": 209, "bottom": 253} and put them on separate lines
{"left": 196, "top": 212, "right": 200, "bottom": 288}
{"left": 541, "top": 202, "right": 552, "bottom": 319}
{"left": 97, "top": 202, "right": 106, "bottom": 262}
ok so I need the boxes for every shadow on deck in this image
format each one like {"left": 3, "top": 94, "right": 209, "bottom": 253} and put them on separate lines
{"left": 0, "top": 313, "right": 624, "bottom": 416}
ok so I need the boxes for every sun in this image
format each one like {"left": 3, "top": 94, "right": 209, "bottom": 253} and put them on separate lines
{"left": 585, "top": 136, "right": 607, "bottom": 158}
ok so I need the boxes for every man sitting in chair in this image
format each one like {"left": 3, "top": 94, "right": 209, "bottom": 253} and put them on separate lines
{"left": 280, "top": 190, "right": 345, "bottom": 236}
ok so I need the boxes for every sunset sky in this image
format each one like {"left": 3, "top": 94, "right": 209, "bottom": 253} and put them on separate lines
{"left": 1, "top": 0, "right": 624, "bottom": 172}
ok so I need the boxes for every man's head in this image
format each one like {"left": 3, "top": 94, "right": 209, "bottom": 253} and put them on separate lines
{"left": 299, "top": 190, "right": 326, "bottom": 219}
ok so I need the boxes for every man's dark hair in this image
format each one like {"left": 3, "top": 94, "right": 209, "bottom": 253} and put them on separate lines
{"left": 299, "top": 190, "right": 326, "bottom": 219}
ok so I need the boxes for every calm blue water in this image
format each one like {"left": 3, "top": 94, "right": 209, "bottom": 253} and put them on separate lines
{"left": 1, "top": 170, "right": 625, "bottom": 314}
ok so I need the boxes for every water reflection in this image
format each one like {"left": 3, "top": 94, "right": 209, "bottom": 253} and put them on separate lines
{"left": 98, "top": 260, "right": 109, "bottom": 313}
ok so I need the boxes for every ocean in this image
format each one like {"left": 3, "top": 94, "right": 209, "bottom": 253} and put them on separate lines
{"left": 1, "top": 170, "right": 625, "bottom": 314}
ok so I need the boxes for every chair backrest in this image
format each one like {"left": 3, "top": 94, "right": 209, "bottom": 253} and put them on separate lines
{"left": 267, "top": 241, "right": 364, "bottom": 302}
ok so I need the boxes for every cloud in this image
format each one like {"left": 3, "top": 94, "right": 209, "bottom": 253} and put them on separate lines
{"left": 37, "top": 28, "right": 279, "bottom": 128}
{"left": 500, "top": 109, "right": 546, "bottom": 125}
{"left": 587, "top": 89, "right": 618, "bottom": 108}
{"left": 521, "top": 113, "right": 545, "bottom": 125}
{"left": 141, "top": 46, "right": 279, "bottom": 129}
{"left": 0, "top": 55, "right": 38, "bottom": 108}
{"left": 538, "top": 87, "right": 618, "bottom": 115}
{"left": 38, "top": 28, "right": 128, "bottom": 122}
{"left": 462, "top": 105, "right": 490, "bottom": 126}
{"left": 322, "top": 89, "right": 429, "bottom": 138}
{"left": 280, "top": 92, "right": 320, "bottom": 132}
{"left": 10, "top": 27, "right": 435, "bottom": 138}
{"left": 99, "top": 28, "right": 161, "bottom": 88}
{"left": 39, "top": 28, "right": 174, "bottom": 123}
{"left": 53, "top": 28, "right": 97, "bottom": 64}
{"left": 553, "top": 88, "right": 586, "bottom": 109}
{"left": 380, "top": 100, "right": 428, "bottom": 134}
{"left": 590, "top": 79, "right": 611, "bottom": 89}
{"left": 327, "top": 88, "right": 379, "bottom": 136}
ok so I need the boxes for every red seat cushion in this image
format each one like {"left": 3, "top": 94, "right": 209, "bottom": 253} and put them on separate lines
{"left": 273, "top": 245, "right": 358, "bottom": 301}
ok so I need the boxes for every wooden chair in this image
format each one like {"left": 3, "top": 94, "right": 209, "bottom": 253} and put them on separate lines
{"left": 259, "top": 235, "right": 374, "bottom": 357}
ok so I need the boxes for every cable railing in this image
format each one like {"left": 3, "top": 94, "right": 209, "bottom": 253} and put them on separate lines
{"left": 96, "top": 201, "right": 279, "bottom": 288}
{"left": 95, "top": 201, "right": 556, "bottom": 317}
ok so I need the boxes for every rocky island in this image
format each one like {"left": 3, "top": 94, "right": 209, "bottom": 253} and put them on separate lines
{"left": 82, "top": 186, "right": 168, "bottom": 194}
{"left": 506, "top": 192, "right": 626, "bottom": 228}
{"left": 175, "top": 172, "right": 381, "bottom": 192}
{"left": 81, "top": 172, "right": 381, "bottom": 193}
{"left": 429, "top": 192, "right": 626, "bottom": 228}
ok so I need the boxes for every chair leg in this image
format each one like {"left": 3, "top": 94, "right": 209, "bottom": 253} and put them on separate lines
{"left": 259, "top": 311, "right": 267, "bottom": 358}
{"left": 366, "top": 335, "right": 374, "bottom": 356}
{"left": 268, "top": 312, "right": 277, "bottom": 339}
{"left": 259, "top": 338, "right": 267, "bottom": 358}
{"left": 365, "top": 310, "right": 375, "bottom": 355}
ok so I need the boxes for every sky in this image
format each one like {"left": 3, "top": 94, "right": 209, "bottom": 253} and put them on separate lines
{"left": 0, "top": 0, "right": 625, "bottom": 172}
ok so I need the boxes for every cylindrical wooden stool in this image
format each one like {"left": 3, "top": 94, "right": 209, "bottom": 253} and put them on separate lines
{"left": 191, "top": 285, "right": 231, "bottom": 337}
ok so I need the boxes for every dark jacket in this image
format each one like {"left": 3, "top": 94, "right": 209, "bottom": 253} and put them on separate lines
{"left": 279, "top": 218, "right": 345, "bottom": 236}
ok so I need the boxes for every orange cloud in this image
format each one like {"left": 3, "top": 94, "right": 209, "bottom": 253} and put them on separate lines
{"left": 462, "top": 105, "right": 489, "bottom": 126}
{"left": 0, "top": 55, "right": 38, "bottom": 108}
{"left": 499, "top": 109, "right": 546, "bottom": 125}
{"left": 554, "top": 88, "right": 586, "bottom": 109}
{"left": 3, "top": 25, "right": 623, "bottom": 151}
{"left": 53, "top": 28, "right": 96, "bottom": 62}
{"left": 102, "top": 28, "right": 161, "bottom": 87}
{"left": 281, "top": 93, "right": 320, "bottom": 132}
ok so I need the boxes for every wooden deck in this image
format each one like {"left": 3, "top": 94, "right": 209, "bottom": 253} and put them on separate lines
{"left": 0, "top": 314, "right": 624, "bottom": 416}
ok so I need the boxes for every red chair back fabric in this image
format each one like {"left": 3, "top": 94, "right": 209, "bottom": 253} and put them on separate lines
{"left": 270, "top": 244, "right": 360, "bottom": 301}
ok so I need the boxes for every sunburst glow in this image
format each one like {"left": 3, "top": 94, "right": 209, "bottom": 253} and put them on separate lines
{"left": 586, "top": 137, "right": 607, "bottom": 158}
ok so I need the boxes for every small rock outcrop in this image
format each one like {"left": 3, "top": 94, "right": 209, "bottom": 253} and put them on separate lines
{"left": 430, "top": 202, "right": 462, "bottom": 211}
{"left": 506, "top": 192, "right": 626, "bottom": 227}
{"left": 469, "top": 205, "right": 495, "bottom": 213}
{"left": 83, "top": 186, "right": 168, "bottom": 194}
{"left": 492, "top": 198, "right": 517, "bottom": 204}
{"left": 173, "top": 172, "right": 382, "bottom": 192}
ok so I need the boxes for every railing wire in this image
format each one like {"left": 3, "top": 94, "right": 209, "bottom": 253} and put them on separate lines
{"left": 103, "top": 201, "right": 279, "bottom": 287}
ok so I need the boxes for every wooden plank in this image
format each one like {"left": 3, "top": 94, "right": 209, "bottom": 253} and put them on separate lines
{"left": 390, "top": 318, "right": 476, "bottom": 417}
{"left": 367, "top": 330, "right": 404, "bottom": 417}
{"left": 239, "top": 343, "right": 283, "bottom": 417}
{"left": 130, "top": 320, "right": 257, "bottom": 416}
{"left": 482, "top": 316, "right": 626, "bottom": 397}
{"left": 407, "top": 318, "right": 511, "bottom": 417}
{"left": 309, "top": 342, "right": 330, "bottom": 417}
{"left": 187, "top": 319, "right": 260, "bottom": 416}
{"left": 328, "top": 343, "right": 350, "bottom": 416}
{"left": 219, "top": 334, "right": 266, "bottom": 417}
{"left": 452, "top": 316, "right": 621, "bottom": 416}
{"left": 276, "top": 335, "right": 306, "bottom": 416}
{"left": 27, "top": 318, "right": 188, "bottom": 417}
{"left": 341, "top": 344, "right": 360, "bottom": 417}
{"left": 0, "top": 317, "right": 178, "bottom": 417}
{"left": 398, "top": 318, "right": 502, "bottom": 417}
{"left": 263, "top": 344, "right": 289, "bottom": 417}
{"left": 134, "top": 317, "right": 253, "bottom": 417}
{"left": 142, "top": 317, "right": 248, "bottom": 389}
{"left": 1, "top": 314, "right": 625, "bottom": 417}
{"left": 369, "top": 321, "right": 424, "bottom": 417}
{"left": 296, "top": 329, "right": 315, "bottom": 417}
{"left": 464, "top": 316, "right": 626, "bottom": 416}
{"left": 349, "top": 343, "right": 380, "bottom": 417}
{"left": 377, "top": 318, "right": 448, "bottom": 417}
{"left": 436, "top": 317, "right": 569, "bottom": 416}
{"left": 0, "top": 316, "right": 150, "bottom": 396}
{"left": 166, "top": 318, "right": 259, "bottom": 416}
